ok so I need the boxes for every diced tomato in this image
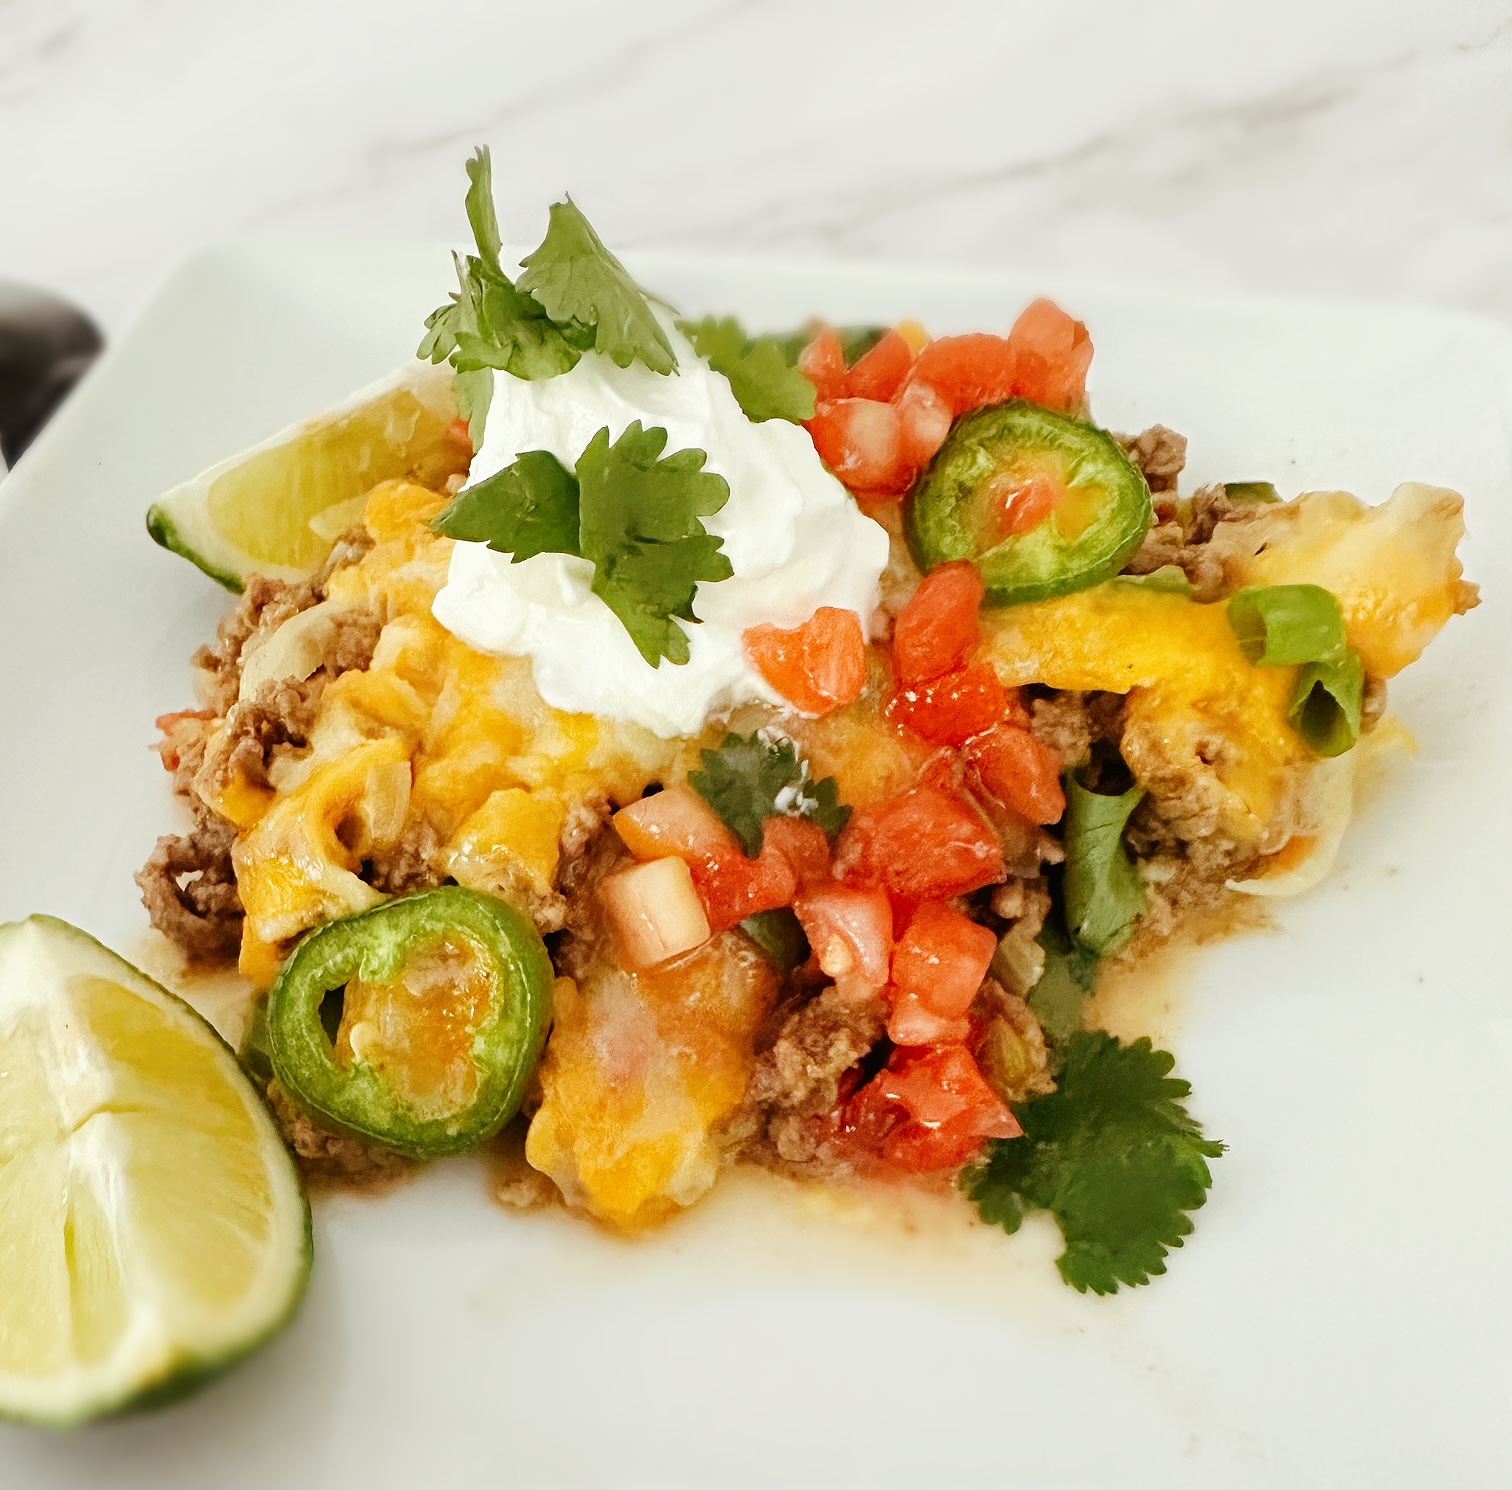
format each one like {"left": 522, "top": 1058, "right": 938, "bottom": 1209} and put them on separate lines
{"left": 964, "top": 724, "right": 1066, "bottom": 827}
{"left": 983, "top": 471, "right": 1062, "bottom": 540}
{"left": 905, "top": 334, "right": 1019, "bottom": 418}
{"left": 887, "top": 663, "right": 1008, "bottom": 746}
{"left": 837, "top": 783, "right": 1006, "bottom": 901}
{"left": 693, "top": 839, "right": 799, "bottom": 933}
{"left": 744, "top": 606, "right": 868, "bottom": 717}
{"left": 445, "top": 416, "right": 475, "bottom": 452}
{"left": 613, "top": 784, "right": 739, "bottom": 863}
{"left": 798, "top": 326, "right": 848, "bottom": 402}
{"left": 881, "top": 1114, "right": 997, "bottom": 1172}
{"left": 807, "top": 398, "right": 910, "bottom": 495}
{"left": 886, "top": 991, "right": 971, "bottom": 1047}
{"left": 879, "top": 1045, "right": 1015, "bottom": 1129}
{"left": 1006, "top": 298, "right": 1093, "bottom": 411}
{"left": 838, "top": 1073, "right": 905, "bottom": 1155}
{"left": 894, "top": 379, "right": 954, "bottom": 470}
{"left": 761, "top": 815, "right": 832, "bottom": 887}
{"left": 793, "top": 882, "right": 893, "bottom": 989}
{"left": 845, "top": 1045, "right": 1021, "bottom": 1173}
{"left": 891, "top": 902, "right": 998, "bottom": 1017}
{"left": 845, "top": 329, "right": 913, "bottom": 402}
{"left": 614, "top": 785, "right": 799, "bottom": 934}
{"left": 892, "top": 563, "right": 985, "bottom": 686}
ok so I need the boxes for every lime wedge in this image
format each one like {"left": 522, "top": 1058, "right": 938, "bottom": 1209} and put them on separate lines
{"left": 0, "top": 917, "right": 310, "bottom": 1426}
{"left": 147, "top": 361, "right": 469, "bottom": 590}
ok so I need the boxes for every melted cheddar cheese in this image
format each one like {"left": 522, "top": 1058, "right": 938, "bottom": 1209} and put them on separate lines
{"left": 525, "top": 931, "right": 778, "bottom": 1228}
{"left": 220, "top": 480, "right": 678, "bottom": 984}
{"left": 984, "top": 584, "right": 1311, "bottom": 854}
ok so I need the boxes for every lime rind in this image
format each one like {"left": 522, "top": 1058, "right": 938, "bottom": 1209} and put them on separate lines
{"left": 145, "top": 360, "right": 460, "bottom": 593}
{"left": 0, "top": 916, "right": 311, "bottom": 1428}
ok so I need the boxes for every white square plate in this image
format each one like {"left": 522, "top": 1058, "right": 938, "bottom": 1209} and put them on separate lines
{"left": 2, "top": 244, "right": 1510, "bottom": 1489}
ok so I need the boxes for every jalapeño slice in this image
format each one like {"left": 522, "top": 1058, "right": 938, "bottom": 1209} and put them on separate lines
{"left": 905, "top": 400, "right": 1153, "bottom": 606}
{"left": 265, "top": 887, "right": 553, "bottom": 1160}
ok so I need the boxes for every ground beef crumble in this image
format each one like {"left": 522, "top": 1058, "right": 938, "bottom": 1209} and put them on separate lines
{"left": 140, "top": 534, "right": 379, "bottom": 964}
{"left": 266, "top": 1079, "right": 409, "bottom": 1187}
{"left": 134, "top": 813, "right": 244, "bottom": 962}
{"left": 1115, "top": 425, "right": 1188, "bottom": 493}
{"left": 1126, "top": 482, "right": 1273, "bottom": 601}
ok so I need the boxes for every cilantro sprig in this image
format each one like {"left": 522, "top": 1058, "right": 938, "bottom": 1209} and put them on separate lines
{"left": 689, "top": 731, "right": 850, "bottom": 855}
{"left": 963, "top": 1031, "right": 1223, "bottom": 1294}
{"left": 577, "top": 424, "right": 732, "bottom": 666}
{"left": 419, "top": 147, "right": 675, "bottom": 442}
{"left": 520, "top": 201, "right": 676, "bottom": 375}
{"left": 677, "top": 315, "right": 817, "bottom": 424}
{"left": 432, "top": 449, "right": 581, "bottom": 563}
{"left": 433, "top": 423, "right": 731, "bottom": 667}
{"left": 1062, "top": 774, "right": 1147, "bottom": 956}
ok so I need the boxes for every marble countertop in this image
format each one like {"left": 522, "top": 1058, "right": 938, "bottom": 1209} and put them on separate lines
{"left": 1, "top": 0, "right": 1509, "bottom": 336}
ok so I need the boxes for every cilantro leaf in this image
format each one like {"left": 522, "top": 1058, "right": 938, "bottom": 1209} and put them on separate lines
{"left": 689, "top": 731, "right": 851, "bottom": 855}
{"left": 451, "top": 261, "right": 590, "bottom": 381}
{"left": 741, "top": 908, "right": 811, "bottom": 975}
{"left": 798, "top": 775, "right": 851, "bottom": 845}
{"left": 418, "top": 148, "right": 596, "bottom": 428}
{"left": 962, "top": 1031, "right": 1223, "bottom": 1294}
{"left": 453, "top": 368, "right": 494, "bottom": 446}
{"left": 576, "top": 422, "right": 731, "bottom": 667}
{"left": 1028, "top": 917, "right": 1100, "bottom": 1046}
{"left": 518, "top": 199, "right": 676, "bottom": 375}
{"left": 432, "top": 450, "right": 581, "bottom": 561}
{"left": 463, "top": 145, "right": 503, "bottom": 272}
{"left": 1063, "top": 774, "right": 1147, "bottom": 956}
{"left": 677, "top": 315, "right": 817, "bottom": 424}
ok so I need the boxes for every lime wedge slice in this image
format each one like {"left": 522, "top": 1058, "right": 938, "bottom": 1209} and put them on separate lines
{"left": 147, "top": 361, "right": 469, "bottom": 590}
{"left": 0, "top": 917, "right": 310, "bottom": 1426}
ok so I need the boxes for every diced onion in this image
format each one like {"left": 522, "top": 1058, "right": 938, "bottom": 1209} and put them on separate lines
{"left": 599, "top": 858, "right": 712, "bottom": 969}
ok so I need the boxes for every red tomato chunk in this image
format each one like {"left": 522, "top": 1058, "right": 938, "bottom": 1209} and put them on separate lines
{"left": 886, "top": 663, "right": 1008, "bottom": 746}
{"left": 1006, "top": 297, "right": 1092, "bottom": 412}
{"left": 760, "top": 815, "right": 832, "bottom": 888}
{"left": 964, "top": 725, "right": 1066, "bottom": 827}
{"left": 692, "top": 840, "right": 798, "bottom": 934}
{"left": 891, "top": 903, "right": 998, "bottom": 1019}
{"left": 894, "top": 380, "right": 953, "bottom": 470}
{"left": 807, "top": 399, "right": 909, "bottom": 495}
{"left": 892, "top": 561, "right": 984, "bottom": 686}
{"left": 793, "top": 882, "right": 893, "bottom": 990}
{"left": 906, "top": 333, "right": 1019, "bottom": 419}
{"left": 798, "top": 326, "right": 848, "bottom": 403}
{"left": 744, "top": 606, "right": 868, "bottom": 716}
{"left": 844, "top": 329, "right": 914, "bottom": 402}
{"left": 838, "top": 783, "right": 1006, "bottom": 902}
{"left": 844, "top": 1045, "right": 1020, "bottom": 1173}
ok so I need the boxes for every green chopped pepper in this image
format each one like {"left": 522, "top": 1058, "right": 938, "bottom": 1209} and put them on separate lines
{"left": 905, "top": 400, "right": 1153, "bottom": 606}
{"left": 1226, "top": 583, "right": 1365, "bottom": 757}
{"left": 265, "top": 887, "right": 553, "bottom": 1160}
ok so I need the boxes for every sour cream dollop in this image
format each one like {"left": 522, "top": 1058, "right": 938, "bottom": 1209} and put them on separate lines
{"left": 431, "top": 329, "right": 891, "bottom": 738}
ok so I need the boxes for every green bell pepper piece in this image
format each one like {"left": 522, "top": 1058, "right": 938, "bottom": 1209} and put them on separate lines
{"left": 265, "top": 887, "right": 553, "bottom": 1160}
{"left": 905, "top": 400, "right": 1153, "bottom": 606}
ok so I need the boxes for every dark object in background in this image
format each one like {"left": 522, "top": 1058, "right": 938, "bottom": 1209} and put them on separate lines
{"left": 0, "top": 281, "right": 102, "bottom": 469}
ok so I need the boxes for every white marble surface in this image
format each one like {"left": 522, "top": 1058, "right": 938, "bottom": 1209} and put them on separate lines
{"left": 2, "top": 0, "right": 1510, "bottom": 335}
